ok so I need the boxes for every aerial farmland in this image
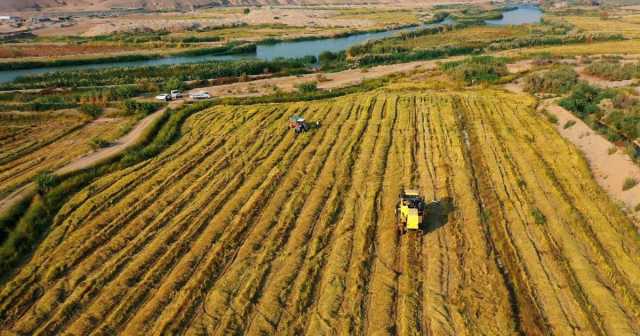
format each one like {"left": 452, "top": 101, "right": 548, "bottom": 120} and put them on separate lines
{"left": 1, "top": 1, "right": 640, "bottom": 335}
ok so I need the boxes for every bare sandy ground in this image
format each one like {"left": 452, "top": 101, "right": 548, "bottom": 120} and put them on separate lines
{"left": 0, "top": 103, "right": 176, "bottom": 214}
{"left": 506, "top": 59, "right": 533, "bottom": 73}
{"left": 33, "top": 6, "right": 403, "bottom": 36}
{"left": 545, "top": 101, "right": 640, "bottom": 214}
{"left": 501, "top": 80, "right": 640, "bottom": 220}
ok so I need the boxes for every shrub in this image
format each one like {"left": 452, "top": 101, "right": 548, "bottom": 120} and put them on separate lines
{"left": 79, "top": 104, "right": 103, "bottom": 118}
{"left": 122, "top": 100, "right": 162, "bottom": 116}
{"left": 34, "top": 171, "right": 58, "bottom": 194}
{"left": 585, "top": 61, "right": 640, "bottom": 81}
{"left": 563, "top": 120, "right": 577, "bottom": 129}
{"left": 532, "top": 208, "right": 546, "bottom": 225}
{"left": 440, "top": 56, "right": 508, "bottom": 85}
{"left": 524, "top": 66, "right": 578, "bottom": 94}
{"left": 89, "top": 137, "right": 111, "bottom": 150}
{"left": 559, "top": 83, "right": 613, "bottom": 119}
{"left": 296, "top": 81, "right": 319, "bottom": 93}
{"left": 545, "top": 111, "right": 559, "bottom": 124}
{"left": 623, "top": 177, "right": 638, "bottom": 191}
{"left": 164, "top": 77, "right": 184, "bottom": 91}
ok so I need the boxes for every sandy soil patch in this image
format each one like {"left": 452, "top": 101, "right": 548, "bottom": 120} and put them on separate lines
{"left": 545, "top": 101, "right": 640, "bottom": 216}
{"left": 506, "top": 59, "right": 533, "bottom": 74}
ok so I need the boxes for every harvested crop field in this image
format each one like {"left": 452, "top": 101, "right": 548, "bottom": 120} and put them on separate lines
{"left": 0, "top": 112, "right": 135, "bottom": 198}
{"left": 1, "top": 87, "right": 640, "bottom": 335}
{"left": 0, "top": 45, "right": 138, "bottom": 59}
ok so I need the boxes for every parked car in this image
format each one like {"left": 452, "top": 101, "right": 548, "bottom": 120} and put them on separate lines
{"left": 190, "top": 91, "right": 211, "bottom": 100}
{"left": 170, "top": 90, "right": 183, "bottom": 99}
{"left": 155, "top": 94, "right": 172, "bottom": 101}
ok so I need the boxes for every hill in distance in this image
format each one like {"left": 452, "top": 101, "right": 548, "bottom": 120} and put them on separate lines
{"left": 0, "top": 0, "right": 465, "bottom": 12}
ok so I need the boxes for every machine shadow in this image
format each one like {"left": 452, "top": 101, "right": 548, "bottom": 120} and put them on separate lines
{"left": 421, "top": 196, "right": 454, "bottom": 235}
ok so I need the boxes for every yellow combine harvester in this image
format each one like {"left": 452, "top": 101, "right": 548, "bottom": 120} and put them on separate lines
{"left": 396, "top": 189, "right": 425, "bottom": 234}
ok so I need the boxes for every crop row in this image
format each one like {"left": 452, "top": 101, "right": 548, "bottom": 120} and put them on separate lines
{"left": 1, "top": 89, "right": 639, "bottom": 335}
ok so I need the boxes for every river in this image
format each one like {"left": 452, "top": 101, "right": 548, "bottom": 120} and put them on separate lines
{"left": 0, "top": 5, "right": 542, "bottom": 84}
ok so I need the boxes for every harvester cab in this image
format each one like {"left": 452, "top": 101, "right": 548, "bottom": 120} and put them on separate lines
{"left": 397, "top": 189, "right": 425, "bottom": 234}
{"left": 289, "top": 115, "right": 309, "bottom": 134}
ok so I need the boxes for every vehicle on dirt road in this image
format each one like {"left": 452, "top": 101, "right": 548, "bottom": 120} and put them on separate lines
{"left": 170, "top": 90, "right": 183, "bottom": 99}
{"left": 397, "top": 189, "right": 425, "bottom": 234}
{"left": 155, "top": 94, "right": 173, "bottom": 101}
{"left": 190, "top": 91, "right": 211, "bottom": 100}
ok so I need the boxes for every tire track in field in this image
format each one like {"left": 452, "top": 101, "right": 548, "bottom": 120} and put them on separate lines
{"left": 15, "top": 106, "right": 283, "bottom": 335}
{"left": 452, "top": 94, "right": 544, "bottom": 336}
{"left": 363, "top": 95, "right": 400, "bottom": 336}
{"left": 486, "top": 97, "right": 640, "bottom": 334}
{"left": 432, "top": 95, "right": 478, "bottom": 334}
{"left": 417, "top": 96, "right": 457, "bottom": 336}
{"left": 265, "top": 96, "right": 376, "bottom": 336}
{"left": 115, "top": 104, "right": 319, "bottom": 335}
{"left": 478, "top": 96, "right": 601, "bottom": 333}
{"left": 131, "top": 102, "right": 333, "bottom": 335}
{"left": 68, "top": 106, "right": 295, "bottom": 335}
{"left": 0, "top": 113, "right": 226, "bottom": 330}
{"left": 225, "top": 99, "right": 361, "bottom": 336}
{"left": 201, "top": 102, "right": 348, "bottom": 335}
{"left": 344, "top": 95, "right": 396, "bottom": 335}
{"left": 302, "top": 95, "right": 381, "bottom": 335}
{"left": 394, "top": 95, "right": 423, "bottom": 336}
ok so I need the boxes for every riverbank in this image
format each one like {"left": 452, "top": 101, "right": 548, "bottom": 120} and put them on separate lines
{"left": 0, "top": 5, "right": 542, "bottom": 84}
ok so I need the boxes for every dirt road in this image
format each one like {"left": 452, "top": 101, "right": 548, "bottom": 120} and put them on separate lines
{"left": 190, "top": 59, "right": 449, "bottom": 98}
{"left": 0, "top": 103, "right": 174, "bottom": 214}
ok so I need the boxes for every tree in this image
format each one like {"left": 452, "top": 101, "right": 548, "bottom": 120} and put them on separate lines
{"left": 164, "top": 77, "right": 184, "bottom": 91}
{"left": 243, "top": 8, "right": 250, "bottom": 14}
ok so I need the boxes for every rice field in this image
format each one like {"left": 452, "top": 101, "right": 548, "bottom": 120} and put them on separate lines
{"left": 508, "top": 39, "right": 640, "bottom": 57}
{"left": 561, "top": 16, "right": 640, "bottom": 38}
{"left": 0, "top": 111, "right": 135, "bottom": 198}
{"left": 1, "top": 87, "right": 640, "bottom": 335}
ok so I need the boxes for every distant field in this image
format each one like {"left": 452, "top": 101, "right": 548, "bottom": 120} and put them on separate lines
{"left": 371, "top": 25, "right": 530, "bottom": 51}
{"left": 333, "top": 8, "right": 421, "bottom": 27}
{"left": 0, "top": 111, "right": 135, "bottom": 198}
{"left": 560, "top": 15, "right": 640, "bottom": 38}
{"left": 512, "top": 39, "right": 640, "bottom": 56}
{"left": 0, "top": 44, "right": 140, "bottom": 59}
{"left": 1, "top": 87, "right": 639, "bottom": 335}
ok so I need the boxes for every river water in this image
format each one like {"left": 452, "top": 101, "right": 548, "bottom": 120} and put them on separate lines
{"left": 0, "top": 5, "right": 542, "bottom": 84}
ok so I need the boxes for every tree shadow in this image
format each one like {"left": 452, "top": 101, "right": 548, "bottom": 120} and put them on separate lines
{"left": 422, "top": 196, "right": 454, "bottom": 234}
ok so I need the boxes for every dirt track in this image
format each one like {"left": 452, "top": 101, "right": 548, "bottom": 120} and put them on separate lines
{"left": 190, "top": 59, "right": 448, "bottom": 98}
{"left": 0, "top": 104, "right": 173, "bottom": 215}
